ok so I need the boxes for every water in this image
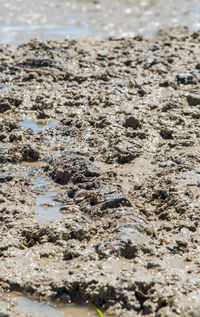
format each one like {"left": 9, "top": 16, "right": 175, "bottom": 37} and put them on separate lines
{"left": 15, "top": 296, "right": 97, "bottom": 317}
{"left": 1, "top": 0, "right": 200, "bottom": 47}
{"left": 32, "top": 176, "right": 63, "bottom": 222}
{"left": 35, "top": 191, "right": 62, "bottom": 223}
{"left": 21, "top": 119, "right": 57, "bottom": 133}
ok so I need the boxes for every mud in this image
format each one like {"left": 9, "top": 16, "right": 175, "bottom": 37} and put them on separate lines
{"left": 1, "top": 27, "right": 200, "bottom": 316}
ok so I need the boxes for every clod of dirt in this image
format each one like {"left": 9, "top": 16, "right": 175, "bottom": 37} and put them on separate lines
{"left": 123, "top": 115, "right": 141, "bottom": 129}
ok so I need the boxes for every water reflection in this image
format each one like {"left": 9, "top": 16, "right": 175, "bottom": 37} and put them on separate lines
{"left": 32, "top": 176, "right": 63, "bottom": 222}
{"left": 21, "top": 119, "right": 57, "bottom": 133}
{"left": 16, "top": 296, "right": 97, "bottom": 317}
{"left": 1, "top": 0, "right": 200, "bottom": 47}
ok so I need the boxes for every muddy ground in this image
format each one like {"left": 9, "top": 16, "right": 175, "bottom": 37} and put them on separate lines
{"left": 1, "top": 26, "right": 200, "bottom": 316}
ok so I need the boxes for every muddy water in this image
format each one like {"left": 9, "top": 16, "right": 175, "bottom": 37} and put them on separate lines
{"left": 16, "top": 298, "right": 96, "bottom": 317}
{"left": 1, "top": 0, "right": 200, "bottom": 47}
{"left": 32, "top": 176, "right": 63, "bottom": 222}
{"left": 8, "top": 294, "right": 97, "bottom": 317}
{"left": 20, "top": 120, "right": 64, "bottom": 222}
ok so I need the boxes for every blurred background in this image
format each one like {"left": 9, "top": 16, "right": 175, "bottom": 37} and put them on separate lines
{"left": 0, "top": 0, "right": 200, "bottom": 47}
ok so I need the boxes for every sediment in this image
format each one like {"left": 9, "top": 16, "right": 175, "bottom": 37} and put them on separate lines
{"left": 1, "top": 26, "right": 200, "bottom": 316}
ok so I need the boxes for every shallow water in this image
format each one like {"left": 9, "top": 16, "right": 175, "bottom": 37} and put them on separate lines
{"left": 15, "top": 296, "right": 97, "bottom": 317}
{"left": 1, "top": 0, "right": 200, "bottom": 47}
{"left": 21, "top": 119, "right": 57, "bottom": 133}
{"left": 32, "top": 176, "right": 63, "bottom": 222}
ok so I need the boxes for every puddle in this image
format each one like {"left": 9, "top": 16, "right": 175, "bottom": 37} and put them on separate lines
{"left": 32, "top": 176, "right": 63, "bottom": 222}
{"left": 14, "top": 296, "right": 97, "bottom": 317}
{"left": 7, "top": 163, "right": 64, "bottom": 222}
{"left": 36, "top": 191, "right": 62, "bottom": 223}
{"left": 21, "top": 119, "right": 57, "bottom": 133}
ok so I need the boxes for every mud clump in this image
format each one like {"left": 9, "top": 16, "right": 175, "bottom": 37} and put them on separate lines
{"left": 22, "top": 144, "right": 40, "bottom": 162}
{"left": 1, "top": 27, "right": 200, "bottom": 316}
{"left": 51, "top": 154, "right": 101, "bottom": 185}
{"left": 123, "top": 115, "right": 141, "bottom": 129}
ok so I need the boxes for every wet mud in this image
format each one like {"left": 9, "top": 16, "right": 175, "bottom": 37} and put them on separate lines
{"left": 1, "top": 27, "right": 200, "bottom": 316}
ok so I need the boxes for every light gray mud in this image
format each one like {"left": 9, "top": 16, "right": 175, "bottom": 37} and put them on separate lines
{"left": 1, "top": 27, "right": 200, "bottom": 316}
